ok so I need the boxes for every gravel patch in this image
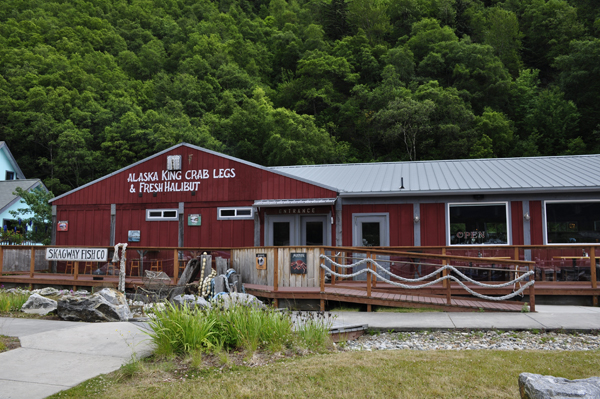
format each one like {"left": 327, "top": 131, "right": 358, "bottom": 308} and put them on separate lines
{"left": 341, "top": 330, "right": 600, "bottom": 351}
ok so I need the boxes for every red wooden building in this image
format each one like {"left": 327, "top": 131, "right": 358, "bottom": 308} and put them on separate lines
{"left": 50, "top": 144, "right": 600, "bottom": 253}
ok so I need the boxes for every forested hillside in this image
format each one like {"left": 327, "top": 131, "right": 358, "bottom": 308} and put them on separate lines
{"left": 1, "top": 0, "right": 599, "bottom": 194}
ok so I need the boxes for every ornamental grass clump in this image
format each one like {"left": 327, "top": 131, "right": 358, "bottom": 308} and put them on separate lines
{"left": 0, "top": 290, "right": 30, "bottom": 312}
{"left": 294, "top": 311, "right": 333, "bottom": 352}
{"left": 145, "top": 301, "right": 332, "bottom": 356}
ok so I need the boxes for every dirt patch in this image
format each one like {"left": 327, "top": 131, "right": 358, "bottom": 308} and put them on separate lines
{"left": 0, "top": 335, "right": 21, "bottom": 353}
{"left": 0, "top": 311, "right": 61, "bottom": 320}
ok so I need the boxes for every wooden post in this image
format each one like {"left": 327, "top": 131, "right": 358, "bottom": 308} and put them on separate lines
{"left": 372, "top": 252, "right": 377, "bottom": 288}
{"left": 441, "top": 248, "right": 447, "bottom": 288}
{"left": 366, "top": 251, "right": 372, "bottom": 298}
{"left": 529, "top": 265, "right": 536, "bottom": 312}
{"left": 319, "top": 247, "right": 325, "bottom": 293}
{"left": 74, "top": 261, "right": 79, "bottom": 280}
{"left": 0, "top": 246, "right": 3, "bottom": 276}
{"left": 29, "top": 247, "right": 35, "bottom": 278}
{"left": 331, "top": 252, "right": 336, "bottom": 286}
{"left": 273, "top": 248, "right": 279, "bottom": 292}
{"left": 512, "top": 247, "right": 519, "bottom": 281}
{"left": 590, "top": 246, "right": 597, "bottom": 307}
{"left": 173, "top": 249, "right": 178, "bottom": 285}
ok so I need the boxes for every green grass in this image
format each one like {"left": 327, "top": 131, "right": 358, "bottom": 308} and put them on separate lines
{"left": 49, "top": 349, "right": 600, "bottom": 399}
{"left": 0, "top": 291, "right": 30, "bottom": 312}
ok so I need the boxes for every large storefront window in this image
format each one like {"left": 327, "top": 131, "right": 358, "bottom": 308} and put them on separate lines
{"left": 449, "top": 203, "right": 508, "bottom": 245}
{"left": 546, "top": 201, "right": 600, "bottom": 244}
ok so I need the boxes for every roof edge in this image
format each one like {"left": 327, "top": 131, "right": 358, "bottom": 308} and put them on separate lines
{"left": 0, "top": 142, "right": 27, "bottom": 179}
{"left": 338, "top": 186, "right": 600, "bottom": 198}
{"left": 0, "top": 180, "right": 44, "bottom": 215}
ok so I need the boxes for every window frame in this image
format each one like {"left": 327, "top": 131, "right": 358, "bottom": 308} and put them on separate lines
{"left": 543, "top": 199, "right": 600, "bottom": 245}
{"left": 446, "top": 202, "right": 511, "bottom": 246}
{"left": 217, "top": 207, "right": 254, "bottom": 220}
{"left": 145, "top": 208, "right": 179, "bottom": 221}
{"left": 5, "top": 171, "right": 14, "bottom": 180}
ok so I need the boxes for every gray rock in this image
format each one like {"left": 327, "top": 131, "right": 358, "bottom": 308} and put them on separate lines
{"left": 212, "top": 293, "right": 266, "bottom": 310}
{"left": 38, "top": 287, "right": 60, "bottom": 296}
{"left": 57, "top": 292, "right": 132, "bottom": 322}
{"left": 21, "top": 293, "right": 56, "bottom": 315}
{"left": 172, "top": 294, "right": 209, "bottom": 309}
{"left": 96, "top": 288, "right": 127, "bottom": 307}
{"left": 519, "top": 373, "right": 600, "bottom": 399}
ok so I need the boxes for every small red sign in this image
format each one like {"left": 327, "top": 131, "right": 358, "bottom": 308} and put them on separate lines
{"left": 57, "top": 221, "right": 68, "bottom": 231}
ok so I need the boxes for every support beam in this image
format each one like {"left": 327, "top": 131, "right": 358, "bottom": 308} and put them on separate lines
{"left": 110, "top": 204, "right": 116, "bottom": 246}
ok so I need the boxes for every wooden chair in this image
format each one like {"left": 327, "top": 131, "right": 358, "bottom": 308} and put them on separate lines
{"left": 130, "top": 260, "right": 140, "bottom": 276}
{"left": 178, "top": 260, "right": 188, "bottom": 277}
{"left": 83, "top": 262, "right": 94, "bottom": 275}
{"left": 64, "top": 261, "right": 74, "bottom": 274}
{"left": 150, "top": 260, "right": 163, "bottom": 272}
{"left": 107, "top": 262, "right": 115, "bottom": 275}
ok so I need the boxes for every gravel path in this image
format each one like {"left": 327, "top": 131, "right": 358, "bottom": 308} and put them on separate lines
{"left": 342, "top": 330, "right": 600, "bottom": 351}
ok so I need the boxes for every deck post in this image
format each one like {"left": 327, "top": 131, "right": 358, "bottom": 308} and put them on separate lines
{"left": 366, "top": 251, "right": 372, "bottom": 298}
{"left": 173, "top": 249, "right": 178, "bottom": 285}
{"left": 441, "top": 248, "right": 447, "bottom": 288}
{"left": 319, "top": 247, "right": 325, "bottom": 293}
{"left": 528, "top": 265, "right": 536, "bottom": 312}
{"left": 74, "top": 261, "right": 79, "bottom": 280}
{"left": 273, "top": 248, "right": 279, "bottom": 292}
{"left": 512, "top": 247, "right": 520, "bottom": 281}
{"left": 590, "top": 246, "right": 597, "bottom": 307}
{"left": 29, "top": 247, "right": 35, "bottom": 278}
{"left": 331, "top": 252, "right": 336, "bottom": 286}
{"left": 372, "top": 252, "right": 377, "bottom": 288}
{"left": 0, "top": 246, "right": 3, "bottom": 276}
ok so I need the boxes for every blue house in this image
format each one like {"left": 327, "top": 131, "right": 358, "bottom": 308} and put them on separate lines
{"left": 0, "top": 141, "right": 46, "bottom": 239}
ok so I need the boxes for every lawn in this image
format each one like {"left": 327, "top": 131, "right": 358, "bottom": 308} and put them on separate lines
{"left": 50, "top": 349, "right": 600, "bottom": 399}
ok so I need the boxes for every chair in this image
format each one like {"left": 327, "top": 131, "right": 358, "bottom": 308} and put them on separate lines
{"left": 130, "top": 260, "right": 140, "bottom": 277}
{"left": 178, "top": 260, "right": 187, "bottom": 277}
{"left": 64, "top": 261, "right": 74, "bottom": 274}
{"left": 83, "top": 262, "right": 94, "bottom": 275}
{"left": 106, "top": 262, "right": 115, "bottom": 275}
{"left": 150, "top": 260, "right": 163, "bottom": 272}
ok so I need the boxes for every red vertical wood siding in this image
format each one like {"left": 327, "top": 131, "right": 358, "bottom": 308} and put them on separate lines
{"left": 529, "top": 200, "right": 544, "bottom": 245}
{"left": 55, "top": 207, "right": 110, "bottom": 246}
{"left": 184, "top": 206, "right": 254, "bottom": 247}
{"left": 420, "top": 203, "right": 446, "bottom": 246}
{"left": 342, "top": 204, "right": 413, "bottom": 246}
{"left": 511, "top": 201, "right": 524, "bottom": 245}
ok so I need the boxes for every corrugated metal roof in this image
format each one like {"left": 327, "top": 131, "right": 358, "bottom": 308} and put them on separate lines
{"left": 254, "top": 198, "right": 337, "bottom": 207}
{"left": 270, "top": 155, "right": 600, "bottom": 197}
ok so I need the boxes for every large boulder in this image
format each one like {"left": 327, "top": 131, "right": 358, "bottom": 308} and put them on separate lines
{"left": 57, "top": 289, "right": 132, "bottom": 322}
{"left": 211, "top": 293, "right": 266, "bottom": 310}
{"left": 21, "top": 293, "right": 56, "bottom": 315}
{"left": 519, "top": 372, "right": 600, "bottom": 399}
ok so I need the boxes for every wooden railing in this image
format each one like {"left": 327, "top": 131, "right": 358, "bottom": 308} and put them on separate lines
{"left": 317, "top": 246, "right": 537, "bottom": 311}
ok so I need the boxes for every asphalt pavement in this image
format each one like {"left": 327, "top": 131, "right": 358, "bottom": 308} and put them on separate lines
{"left": 1, "top": 305, "right": 600, "bottom": 399}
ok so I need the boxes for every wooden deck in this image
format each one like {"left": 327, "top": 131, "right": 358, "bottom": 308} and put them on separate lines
{"left": 0, "top": 272, "right": 145, "bottom": 290}
{"left": 244, "top": 283, "right": 525, "bottom": 312}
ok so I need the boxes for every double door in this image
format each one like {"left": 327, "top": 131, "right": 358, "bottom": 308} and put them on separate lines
{"left": 266, "top": 215, "right": 330, "bottom": 246}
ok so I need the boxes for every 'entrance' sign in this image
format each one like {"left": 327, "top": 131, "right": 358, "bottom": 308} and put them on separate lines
{"left": 46, "top": 248, "right": 108, "bottom": 262}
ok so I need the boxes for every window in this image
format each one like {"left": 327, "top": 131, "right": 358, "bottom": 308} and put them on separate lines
{"left": 448, "top": 203, "right": 509, "bottom": 245}
{"left": 146, "top": 209, "right": 179, "bottom": 221}
{"left": 545, "top": 201, "right": 600, "bottom": 244}
{"left": 217, "top": 207, "right": 254, "bottom": 220}
{"left": 5, "top": 171, "right": 14, "bottom": 180}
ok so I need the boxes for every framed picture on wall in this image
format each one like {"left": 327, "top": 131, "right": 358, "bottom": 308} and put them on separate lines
{"left": 128, "top": 230, "right": 140, "bottom": 242}
{"left": 290, "top": 252, "right": 307, "bottom": 274}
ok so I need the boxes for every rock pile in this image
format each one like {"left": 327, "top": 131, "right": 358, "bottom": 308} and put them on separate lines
{"left": 342, "top": 330, "right": 600, "bottom": 351}
{"left": 57, "top": 288, "right": 132, "bottom": 322}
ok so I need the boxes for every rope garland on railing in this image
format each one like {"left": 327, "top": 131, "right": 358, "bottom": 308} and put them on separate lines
{"left": 319, "top": 254, "right": 535, "bottom": 302}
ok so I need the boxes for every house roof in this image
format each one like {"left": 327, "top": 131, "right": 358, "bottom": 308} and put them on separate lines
{"left": 271, "top": 154, "right": 600, "bottom": 197}
{"left": 0, "top": 141, "right": 26, "bottom": 179}
{"left": 0, "top": 179, "right": 43, "bottom": 215}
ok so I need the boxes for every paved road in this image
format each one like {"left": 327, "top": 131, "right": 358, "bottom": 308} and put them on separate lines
{"left": 1, "top": 305, "right": 600, "bottom": 399}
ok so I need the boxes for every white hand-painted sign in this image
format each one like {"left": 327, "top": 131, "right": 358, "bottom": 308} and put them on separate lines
{"left": 126, "top": 168, "right": 236, "bottom": 194}
{"left": 45, "top": 248, "right": 108, "bottom": 262}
